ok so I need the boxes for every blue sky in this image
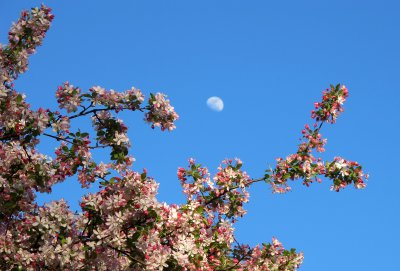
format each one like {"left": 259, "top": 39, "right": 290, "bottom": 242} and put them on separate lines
{"left": 1, "top": 1, "right": 399, "bottom": 270}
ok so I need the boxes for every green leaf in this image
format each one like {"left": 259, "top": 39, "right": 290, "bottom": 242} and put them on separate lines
{"left": 283, "top": 173, "right": 291, "bottom": 180}
{"left": 99, "top": 181, "right": 108, "bottom": 186}
{"left": 131, "top": 231, "right": 141, "bottom": 242}
{"left": 16, "top": 94, "right": 23, "bottom": 104}
{"left": 196, "top": 206, "right": 204, "bottom": 214}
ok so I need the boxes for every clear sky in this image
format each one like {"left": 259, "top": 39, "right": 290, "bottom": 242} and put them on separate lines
{"left": 1, "top": 1, "right": 399, "bottom": 270}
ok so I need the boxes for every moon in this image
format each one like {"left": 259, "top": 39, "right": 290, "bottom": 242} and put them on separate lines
{"left": 206, "top": 96, "right": 224, "bottom": 112}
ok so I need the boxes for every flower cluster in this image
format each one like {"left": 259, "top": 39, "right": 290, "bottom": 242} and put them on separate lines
{"left": 1, "top": 5, "right": 54, "bottom": 82}
{"left": 51, "top": 115, "right": 70, "bottom": 134}
{"left": 0, "top": 140, "right": 65, "bottom": 219}
{"left": 145, "top": 93, "right": 179, "bottom": 131}
{"left": 300, "top": 124, "right": 327, "bottom": 153}
{"left": 1, "top": 153, "right": 303, "bottom": 270}
{"left": 0, "top": 90, "right": 30, "bottom": 136}
{"left": 270, "top": 154, "right": 325, "bottom": 193}
{"left": 266, "top": 84, "right": 367, "bottom": 193}
{"left": 89, "top": 86, "right": 145, "bottom": 111}
{"left": 179, "top": 158, "right": 251, "bottom": 220}
{"left": 311, "top": 84, "right": 349, "bottom": 124}
{"left": 56, "top": 82, "right": 82, "bottom": 113}
{"left": 8, "top": 6, "right": 54, "bottom": 50}
{"left": 74, "top": 164, "right": 298, "bottom": 270}
{"left": 243, "top": 239, "right": 304, "bottom": 271}
{"left": 54, "top": 136, "right": 97, "bottom": 188}
{"left": 3, "top": 200, "right": 85, "bottom": 269}
{"left": 326, "top": 157, "right": 368, "bottom": 191}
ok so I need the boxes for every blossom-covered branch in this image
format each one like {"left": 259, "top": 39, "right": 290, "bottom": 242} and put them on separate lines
{"left": 0, "top": 5, "right": 366, "bottom": 271}
{"left": 264, "top": 84, "right": 368, "bottom": 193}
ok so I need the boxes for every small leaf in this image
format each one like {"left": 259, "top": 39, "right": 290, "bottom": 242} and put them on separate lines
{"left": 16, "top": 94, "right": 23, "bottom": 104}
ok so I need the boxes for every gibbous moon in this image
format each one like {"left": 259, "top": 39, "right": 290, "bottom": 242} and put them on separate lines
{"left": 206, "top": 96, "right": 224, "bottom": 112}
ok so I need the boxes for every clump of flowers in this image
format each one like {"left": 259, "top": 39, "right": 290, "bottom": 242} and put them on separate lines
{"left": 3, "top": 5, "right": 54, "bottom": 81}
{"left": 89, "top": 86, "right": 145, "bottom": 111}
{"left": 56, "top": 82, "right": 82, "bottom": 113}
{"left": 311, "top": 84, "right": 349, "bottom": 123}
{"left": 326, "top": 157, "right": 368, "bottom": 191}
{"left": 145, "top": 93, "right": 179, "bottom": 131}
{"left": 265, "top": 84, "right": 367, "bottom": 194}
